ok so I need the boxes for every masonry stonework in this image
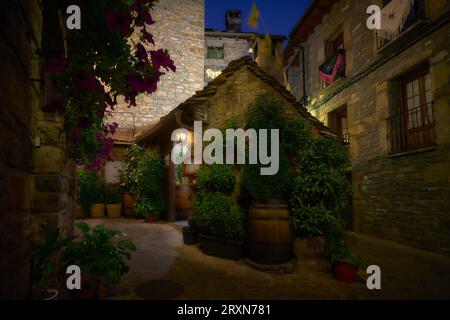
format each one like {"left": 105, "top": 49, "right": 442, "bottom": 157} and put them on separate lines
{"left": 111, "top": 0, "right": 205, "bottom": 142}
{"left": 0, "top": 0, "right": 74, "bottom": 298}
{"left": 287, "top": 0, "right": 450, "bottom": 255}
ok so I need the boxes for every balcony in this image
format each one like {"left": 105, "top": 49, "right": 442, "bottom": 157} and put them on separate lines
{"left": 387, "top": 102, "right": 436, "bottom": 155}
{"left": 319, "top": 49, "right": 345, "bottom": 90}
{"left": 376, "top": 0, "right": 427, "bottom": 50}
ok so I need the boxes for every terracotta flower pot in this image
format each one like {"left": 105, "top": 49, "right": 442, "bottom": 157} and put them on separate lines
{"left": 123, "top": 192, "right": 137, "bottom": 218}
{"left": 334, "top": 261, "right": 358, "bottom": 283}
{"left": 72, "top": 275, "right": 100, "bottom": 300}
{"left": 90, "top": 204, "right": 105, "bottom": 218}
{"left": 106, "top": 204, "right": 122, "bottom": 218}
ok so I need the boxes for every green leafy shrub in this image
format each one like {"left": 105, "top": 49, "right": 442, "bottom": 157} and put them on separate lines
{"left": 196, "top": 164, "right": 235, "bottom": 193}
{"left": 119, "top": 144, "right": 146, "bottom": 194}
{"left": 194, "top": 192, "right": 245, "bottom": 241}
{"left": 137, "top": 149, "right": 166, "bottom": 198}
{"left": 61, "top": 222, "right": 136, "bottom": 287}
{"left": 135, "top": 197, "right": 165, "bottom": 219}
{"left": 104, "top": 185, "right": 122, "bottom": 204}
{"left": 290, "top": 136, "right": 351, "bottom": 237}
{"left": 30, "top": 229, "right": 76, "bottom": 291}
{"left": 77, "top": 169, "right": 105, "bottom": 213}
{"left": 242, "top": 94, "right": 291, "bottom": 201}
{"left": 134, "top": 148, "right": 166, "bottom": 218}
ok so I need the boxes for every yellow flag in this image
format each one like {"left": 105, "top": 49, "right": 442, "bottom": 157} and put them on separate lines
{"left": 260, "top": 33, "right": 272, "bottom": 55}
{"left": 248, "top": 3, "right": 260, "bottom": 29}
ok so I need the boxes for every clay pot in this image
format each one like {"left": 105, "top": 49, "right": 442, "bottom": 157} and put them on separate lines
{"left": 334, "top": 261, "right": 358, "bottom": 283}
{"left": 106, "top": 204, "right": 122, "bottom": 218}
{"left": 90, "top": 204, "right": 105, "bottom": 218}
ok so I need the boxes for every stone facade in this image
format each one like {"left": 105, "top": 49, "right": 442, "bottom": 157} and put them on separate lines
{"left": 0, "top": 0, "right": 74, "bottom": 299}
{"left": 205, "top": 32, "right": 251, "bottom": 83}
{"left": 111, "top": 0, "right": 205, "bottom": 142}
{"left": 286, "top": 0, "right": 450, "bottom": 255}
{"left": 205, "top": 31, "right": 286, "bottom": 85}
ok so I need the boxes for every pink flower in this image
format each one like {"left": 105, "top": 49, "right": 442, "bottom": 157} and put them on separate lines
{"left": 125, "top": 92, "right": 137, "bottom": 107}
{"left": 150, "top": 49, "right": 176, "bottom": 72}
{"left": 45, "top": 55, "right": 68, "bottom": 73}
{"left": 105, "top": 10, "right": 132, "bottom": 34}
{"left": 105, "top": 93, "right": 117, "bottom": 108}
{"left": 127, "top": 71, "right": 158, "bottom": 94}
{"left": 135, "top": 43, "right": 148, "bottom": 62}
{"left": 142, "top": 29, "right": 155, "bottom": 45}
{"left": 138, "top": 8, "right": 155, "bottom": 26}
{"left": 74, "top": 72, "right": 104, "bottom": 91}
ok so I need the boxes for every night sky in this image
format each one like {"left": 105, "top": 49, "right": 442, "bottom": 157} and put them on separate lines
{"left": 205, "top": 0, "right": 312, "bottom": 38}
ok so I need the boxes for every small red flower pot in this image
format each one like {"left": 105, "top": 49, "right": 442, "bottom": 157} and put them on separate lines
{"left": 334, "top": 261, "right": 358, "bottom": 284}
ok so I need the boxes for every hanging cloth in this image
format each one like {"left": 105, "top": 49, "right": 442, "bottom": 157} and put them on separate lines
{"left": 319, "top": 50, "right": 345, "bottom": 85}
{"left": 378, "top": 0, "right": 415, "bottom": 40}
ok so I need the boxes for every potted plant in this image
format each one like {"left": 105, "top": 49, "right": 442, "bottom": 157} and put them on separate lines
{"left": 120, "top": 145, "right": 146, "bottom": 218}
{"left": 135, "top": 197, "right": 165, "bottom": 222}
{"left": 90, "top": 185, "right": 106, "bottom": 218}
{"left": 194, "top": 164, "right": 246, "bottom": 260}
{"left": 77, "top": 169, "right": 104, "bottom": 218}
{"left": 196, "top": 194, "right": 245, "bottom": 260}
{"left": 30, "top": 229, "right": 76, "bottom": 300}
{"left": 134, "top": 148, "right": 166, "bottom": 221}
{"left": 330, "top": 248, "right": 365, "bottom": 284}
{"left": 105, "top": 185, "right": 122, "bottom": 218}
{"left": 60, "top": 222, "right": 136, "bottom": 300}
{"left": 182, "top": 216, "right": 199, "bottom": 245}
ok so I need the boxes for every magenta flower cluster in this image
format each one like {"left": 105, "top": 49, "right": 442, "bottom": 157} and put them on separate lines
{"left": 42, "top": 0, "right": 175, "bottom": 170}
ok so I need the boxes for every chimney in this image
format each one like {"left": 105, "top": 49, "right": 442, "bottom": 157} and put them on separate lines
{"left": 225, "top": 10, "right": 242, "bottom": 32}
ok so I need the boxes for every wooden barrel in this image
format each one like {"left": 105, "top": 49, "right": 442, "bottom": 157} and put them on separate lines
{"left": 175, "top": 184, "right": 194, "bottom": 219}
{"left": 247, "top": 200, "right": 292, "bottom": 265}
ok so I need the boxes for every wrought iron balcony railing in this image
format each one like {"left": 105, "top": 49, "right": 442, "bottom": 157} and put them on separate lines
{"left": 376, "top": 0, "right": 427, "bottom": 49}
{"left": 387, "top": 102, "right": 436, "bottom": 154}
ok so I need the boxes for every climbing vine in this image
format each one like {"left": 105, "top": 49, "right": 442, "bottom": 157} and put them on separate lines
{"left": 43, "top": 0, "right": 175, "bottom": 169}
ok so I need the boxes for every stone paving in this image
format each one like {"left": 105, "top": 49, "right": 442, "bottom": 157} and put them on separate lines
{"left": 81, "top": 218, "right": 450, "bottom": 300}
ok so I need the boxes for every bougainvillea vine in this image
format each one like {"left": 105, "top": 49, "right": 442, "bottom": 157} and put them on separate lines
{"left": 43, "top": 0, "right": 175, "bottom": 170}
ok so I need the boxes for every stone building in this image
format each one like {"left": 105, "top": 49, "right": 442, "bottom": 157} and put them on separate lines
{"left": 285, "top": 0, "right": 450, "bottom": 255}
{"left": 0, "top": 0, "right": 75, "bottom": 298}
{"left": 136, "top": 56, "right": 335, "bottom": 222}
{"left": 110, "top": 0, "right": 205, "bottom": 143}
{"left": 205, "top": 10, "right": 286, "bottom": 85}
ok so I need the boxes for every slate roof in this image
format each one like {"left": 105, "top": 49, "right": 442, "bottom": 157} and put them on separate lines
{"left": 136, "top": 56, "right": 337, "bottom": 143}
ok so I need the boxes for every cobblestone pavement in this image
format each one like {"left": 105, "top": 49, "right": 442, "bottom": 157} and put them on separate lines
{"left": 81, "top": 219, "right": 450, "bottom": 300}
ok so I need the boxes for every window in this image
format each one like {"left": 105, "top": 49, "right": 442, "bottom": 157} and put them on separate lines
{"left": 329, "top": 105, "right": 350, "bottom": 144}
{"left": 387, "top": 65, "right": 435, "bottom": 154}
{"left": 207, "top": 46, "right": 224, "bottom": 59}
{"left": 336, "top": 109, "right": 350, "bottom": 144}
{"left": 104, "top": 161, "right": 123, "bottom": 184}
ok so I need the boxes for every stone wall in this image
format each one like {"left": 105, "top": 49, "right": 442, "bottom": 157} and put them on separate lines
{"left": 205, "top": 35, "right": 250, "bottom": 83}
{"left": 287, "top": 0, "right": 450, "bottom": 254}
{"left": 111, "top": 0, "right": 205, "bottom": 141}
{"left": 0, "top": 0, "right": 74, "bottom": 298}
{"left": 207, "top": 68, "right": 305, "bottom": 130}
